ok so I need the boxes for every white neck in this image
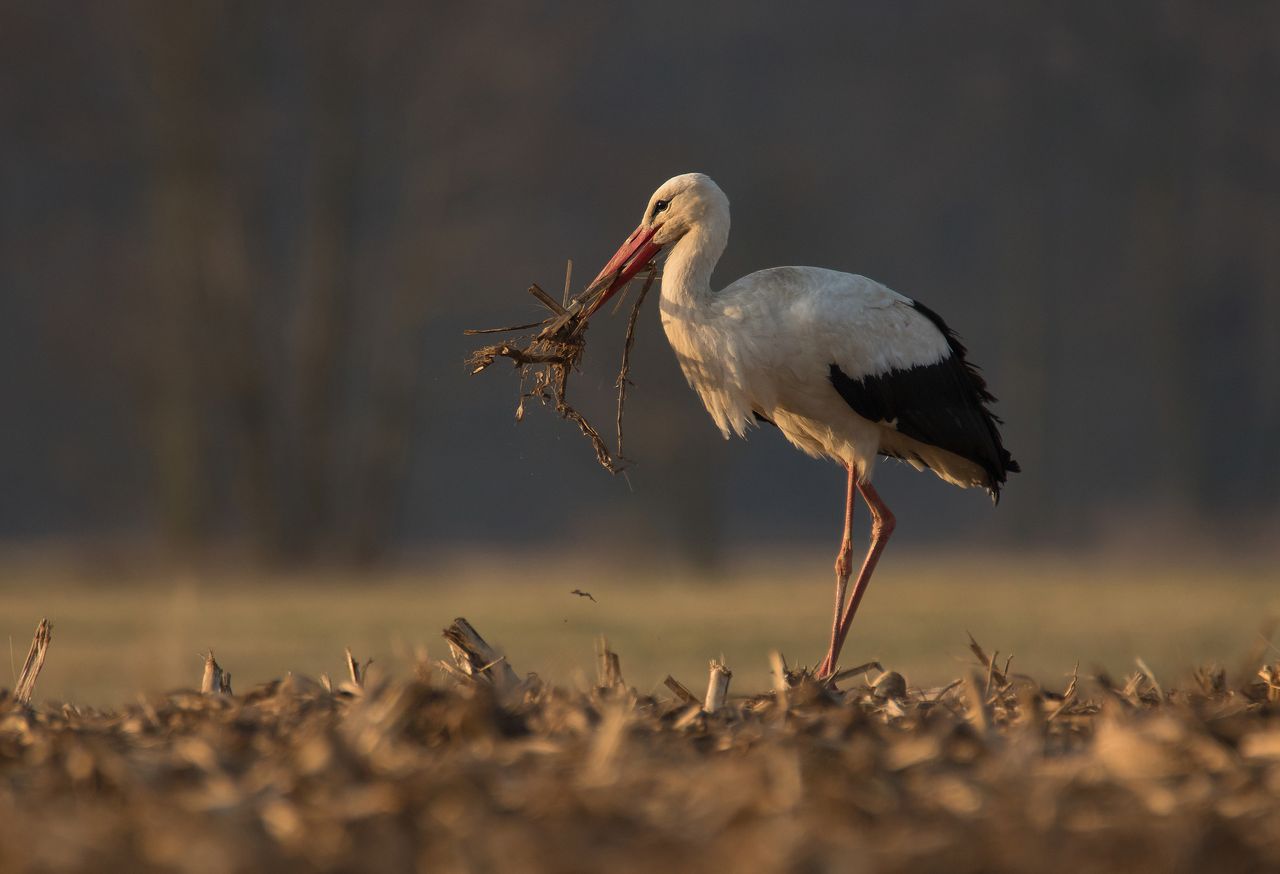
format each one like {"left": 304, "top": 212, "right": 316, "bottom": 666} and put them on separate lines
{"left": 660, "top": 218, "right": 729, "bottom": 314}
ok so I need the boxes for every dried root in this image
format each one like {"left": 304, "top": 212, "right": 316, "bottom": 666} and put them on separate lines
{"left": 466, "top": 261, "right": 658, "bottom": 473}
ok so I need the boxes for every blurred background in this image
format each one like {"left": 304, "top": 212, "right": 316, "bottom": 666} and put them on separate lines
{"left": 1, "top": 2, "right": 1277, "bottom": 701}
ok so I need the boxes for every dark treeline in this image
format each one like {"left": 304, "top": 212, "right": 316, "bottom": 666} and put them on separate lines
{"left": 1, "top": 2, "right": 1276, "bottom": 564}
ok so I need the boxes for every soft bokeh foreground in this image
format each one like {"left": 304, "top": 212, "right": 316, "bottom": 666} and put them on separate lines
{"left": 4, "top": 609, "right": 1280, "bottom": 872}
{"left": 1, "top": 549, "right": 1275, "bottom": 707}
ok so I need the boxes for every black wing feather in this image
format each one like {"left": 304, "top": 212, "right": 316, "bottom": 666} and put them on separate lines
{"left": 828, "top": 300, "right": 1019, "bottom": 500}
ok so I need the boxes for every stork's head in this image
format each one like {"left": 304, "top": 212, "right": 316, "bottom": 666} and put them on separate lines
{"left": 641, "top": 173, "right": 730, "bottom": 246}
{"left": 584, "top": 173, "right": 729, "bottom": 316}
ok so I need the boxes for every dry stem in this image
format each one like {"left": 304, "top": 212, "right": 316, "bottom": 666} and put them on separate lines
{"left": 345, "top": 647, "right": 372, "bottom": 690}
{"left": 595, "top": 635, "right": 625, "bottom": 690}
{"left": 704, "top": 660, "right": 732, "bottom": 714}
{"left": 442, "top": 618, "right": 522, "bottom": 695}
{"left": 201, "top": 650, "right": 232, "bottom": 696}
{"left": 15, "top": 619, "right": 51, "bottom": 705}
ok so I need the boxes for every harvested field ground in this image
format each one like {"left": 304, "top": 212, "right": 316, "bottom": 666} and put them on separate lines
{"left": 0, "top": 550, "right": 1276, "bottom": 705}
{"left": 1, "top": 620, "right": 1279, "bottom": 872}
{"left": 1, "top": 550, "right": 1279, "bottom": 872}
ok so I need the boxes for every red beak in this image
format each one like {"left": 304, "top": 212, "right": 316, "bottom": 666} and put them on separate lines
{"left": 581, "top": 223, "right": 663, "bottom": 317}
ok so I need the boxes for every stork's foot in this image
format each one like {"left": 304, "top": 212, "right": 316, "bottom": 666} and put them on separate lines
{"left": 815, "top": 653, "right": 838, "bottom": 682}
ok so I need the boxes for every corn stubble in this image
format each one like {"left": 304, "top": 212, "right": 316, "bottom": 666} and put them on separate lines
{"left": 2, "top": 618, "right": 1280, "bottom": 871}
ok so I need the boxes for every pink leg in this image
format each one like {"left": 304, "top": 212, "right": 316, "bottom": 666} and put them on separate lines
{"left": 817, "top": 465, "right": 858, "bottom": 678}
{"left": 819, "top": 480, "right": 896, "bottom": 679}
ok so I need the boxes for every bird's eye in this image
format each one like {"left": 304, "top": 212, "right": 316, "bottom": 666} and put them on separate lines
{"left": 652, "top": 199, "right": 670, "bottom": 217}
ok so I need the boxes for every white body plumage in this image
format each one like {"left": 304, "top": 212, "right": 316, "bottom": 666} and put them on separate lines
{"left": 654, "top": 174, "right": 1000, "bottom": 493}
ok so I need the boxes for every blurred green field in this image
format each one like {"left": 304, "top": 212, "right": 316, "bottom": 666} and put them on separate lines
{"left": 1, "top": 548, "right": 1276, "bottom": 706}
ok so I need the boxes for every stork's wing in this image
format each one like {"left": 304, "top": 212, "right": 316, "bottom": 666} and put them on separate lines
{"left": 823, "top": 290, "right": 1019, "bottom": 500}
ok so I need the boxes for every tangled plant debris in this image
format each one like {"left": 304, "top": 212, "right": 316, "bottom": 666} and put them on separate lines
{"left": 3, "top": 618, "right": 1280, "bottom": 872}
{"left": 466, "top": 261, "right": 658, "bottom": 473}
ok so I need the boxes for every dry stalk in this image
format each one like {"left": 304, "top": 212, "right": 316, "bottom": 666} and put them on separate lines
{"left": 1046, "top": 662, "right": 1081, "bottom": 722}
{"left": 442, "top": 618, "right": 522, "bottom": 694}
{"left": 466, "top": 262, "right": 658, "bottom": 473}
{"left": 663, "top": 675, "right": 700, "bottom": 707}
{"left": 595, "top": 636, "right": 625, "bottom": 690}
{"left": 613, "top": 270, "right": 655, "bottom": 461}
{"left": 827, "top": 659, "right": 885, "bottom": 687}
{"left": 14, "top": 618, "right": 52, "bottom": 705}
{"left": 201, "top": 650, "right": 232, "bottom": 696}
{"left": 965, "top": 669, "right": 992, "bottom": 735}
{"left": 704, "top": 660, "right": 732, "bottom": 714}
{"left": 345, "top": 647, "right": 372, "bottom": 690}
{"left": 1135, "top": 656, "right": 1164, "bottom": 699}
{"left": 968, "top": 633, "right": 1009, "bottom": 688}
{"left": 872, "top": 670, "right": 908, "bottom": 701}
{"left": 1259, "top": 664, "right": 1280, "bottom": 703}
{"left": 769, "top": 651, "right": 792, "bottom": 704}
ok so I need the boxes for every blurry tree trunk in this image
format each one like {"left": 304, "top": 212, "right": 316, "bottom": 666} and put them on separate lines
{"left": 135, "top": 0, "right": 276, "bottom": 555}
{"left": 289, "top": 26, "right": 361, "bottom": 557}
{"left": 344, "top": 26, "right": 466, "bottom": 562}
{"left": 145, "top": 178, "right": 209, "bottom": 550}
{"left": 135, "top": 1, "right": 222, "bottom": 551}
{"left": 204, "top": 203, "right": 278, "bottom": 554}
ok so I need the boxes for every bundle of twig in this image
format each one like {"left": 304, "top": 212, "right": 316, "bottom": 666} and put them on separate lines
{"left": 466, "top": 260, "right": 657, "bottom": 473}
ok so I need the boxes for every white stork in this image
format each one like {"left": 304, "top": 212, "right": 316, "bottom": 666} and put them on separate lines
{"left": 582, "top": 173, "right": 1018, "bottom": 679}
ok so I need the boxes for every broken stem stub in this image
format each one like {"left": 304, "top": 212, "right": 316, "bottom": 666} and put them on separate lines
{"left": 442, "top": 618, "right": 522, "bottom": 695}
{"left": 15, "top": 619, "right": 52, "bottom": 705}
{"left": 201, "top": 650, "right": 233, "bottom": 696}
{"left": 704, "top": 660, "right": 733, "bottom": 714}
